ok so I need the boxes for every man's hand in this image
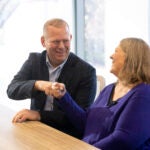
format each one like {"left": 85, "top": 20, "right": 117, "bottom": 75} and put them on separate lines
{"left": 34, "top": 81, "right": 66, "bottom": 98}
{"left": 50, "top": 82, "right": 66, "bottom": 99}
{"left": 34, "top": 80, "right": 52, "bottom": 92}
{"left": 12, "top": 109, "right": 41, "bottom": 123}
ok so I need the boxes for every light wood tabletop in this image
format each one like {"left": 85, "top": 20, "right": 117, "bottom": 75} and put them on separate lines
{"left": 0, "top": 104, "right": 100, "bottom": 150}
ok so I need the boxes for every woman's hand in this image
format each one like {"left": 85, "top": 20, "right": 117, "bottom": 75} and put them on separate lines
{"left": 50, "top": 82, "right": 66, "bottom": 99}
{"left": 34, "top": 81, "right": 66, "bottom": 99}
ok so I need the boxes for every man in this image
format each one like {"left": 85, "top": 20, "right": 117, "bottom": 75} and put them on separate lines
{"left": 7, "top": 18, "right": 96, "bottom": 139}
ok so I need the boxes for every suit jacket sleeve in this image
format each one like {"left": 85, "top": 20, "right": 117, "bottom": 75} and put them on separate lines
{"left": 7, "top": 53, "right": 38, "bottom": 100}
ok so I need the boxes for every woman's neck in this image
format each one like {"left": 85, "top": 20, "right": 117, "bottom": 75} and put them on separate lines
{"left": 112, "top": 81, "right": 135, "bottom": 101}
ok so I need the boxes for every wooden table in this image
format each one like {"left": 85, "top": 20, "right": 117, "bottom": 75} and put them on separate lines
{"left": 0, "top": 104, "right": 100, "bottom": 150}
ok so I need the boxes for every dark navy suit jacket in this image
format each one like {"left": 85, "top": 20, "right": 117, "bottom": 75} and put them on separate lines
{"left": 7, "top": 50, "right": 96, "bottom": 138}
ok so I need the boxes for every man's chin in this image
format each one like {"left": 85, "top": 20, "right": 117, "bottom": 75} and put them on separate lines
{"left": 56, "top": 58, "right": 66, "bottom": 64}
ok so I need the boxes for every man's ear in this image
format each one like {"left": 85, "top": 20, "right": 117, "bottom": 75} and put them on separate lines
{"left": 70, "top": 34, "right": 72, "bottom": 40}
{"left": 41, "top": 36, "right": 45, "bottom": 47}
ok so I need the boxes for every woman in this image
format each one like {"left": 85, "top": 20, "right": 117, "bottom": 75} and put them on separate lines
{"left": 13, "top": 38, "right": 150, "bottom": 149}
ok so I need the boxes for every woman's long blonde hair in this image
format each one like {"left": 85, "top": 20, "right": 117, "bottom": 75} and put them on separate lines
{"left": 118, "top": 37, "right": 150, "bottom": 84}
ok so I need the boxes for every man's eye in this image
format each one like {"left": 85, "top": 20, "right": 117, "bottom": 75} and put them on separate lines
{"left": 51, "top": 40, "right": 70, "bottom": 45}
{"left": 53, "top": 41, "right": 59, "bottom": 44}
{"left": 63, "top": 40, "right": 69, "bottom": 43}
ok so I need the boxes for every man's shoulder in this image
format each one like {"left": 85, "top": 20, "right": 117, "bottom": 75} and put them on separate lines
{"left": 29, "top": 50, "right": 46, "bottom": 57}
{"left": 27, "top": 51, "right": 46, "bottom": 62}
{"left": 68, "top": 52, "right": 95, "bottom": 69}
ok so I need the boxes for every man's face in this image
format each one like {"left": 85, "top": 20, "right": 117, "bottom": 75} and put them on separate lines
{"left": 41, "top": 25, "right": 72, "bottom": 67}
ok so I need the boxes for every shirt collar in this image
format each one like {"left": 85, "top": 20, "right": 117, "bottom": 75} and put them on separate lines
{"left": 46, "top": 53, "right": 67, "bottom": 70}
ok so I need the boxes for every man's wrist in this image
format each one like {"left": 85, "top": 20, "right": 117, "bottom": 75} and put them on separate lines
{"left": 34, "top": 81, "right": 44, "bottom": 91}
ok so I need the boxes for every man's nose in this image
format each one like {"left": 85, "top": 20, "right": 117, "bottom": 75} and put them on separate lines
{"left": 58, "top": 41, "right": 65, "bottom": 48}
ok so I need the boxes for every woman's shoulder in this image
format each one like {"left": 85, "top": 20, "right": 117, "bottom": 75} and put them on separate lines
{"left": 102, "top": 82, "right": 116, "bottom": 91}
{"left": 132, "top": 83, "right": 150, "bottom": 96}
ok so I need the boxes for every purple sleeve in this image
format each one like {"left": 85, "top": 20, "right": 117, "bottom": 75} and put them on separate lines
{"left": 58, "top": 92, "right": 87, "bottom": 133}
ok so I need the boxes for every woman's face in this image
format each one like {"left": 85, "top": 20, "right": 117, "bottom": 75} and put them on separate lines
{"left": 110, "top": 45, "right": 126, "bottom": 77}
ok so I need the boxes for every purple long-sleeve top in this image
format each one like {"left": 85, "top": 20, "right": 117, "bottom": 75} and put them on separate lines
{"left": 58, "top": 83, "right": 150, "bottom": 150}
